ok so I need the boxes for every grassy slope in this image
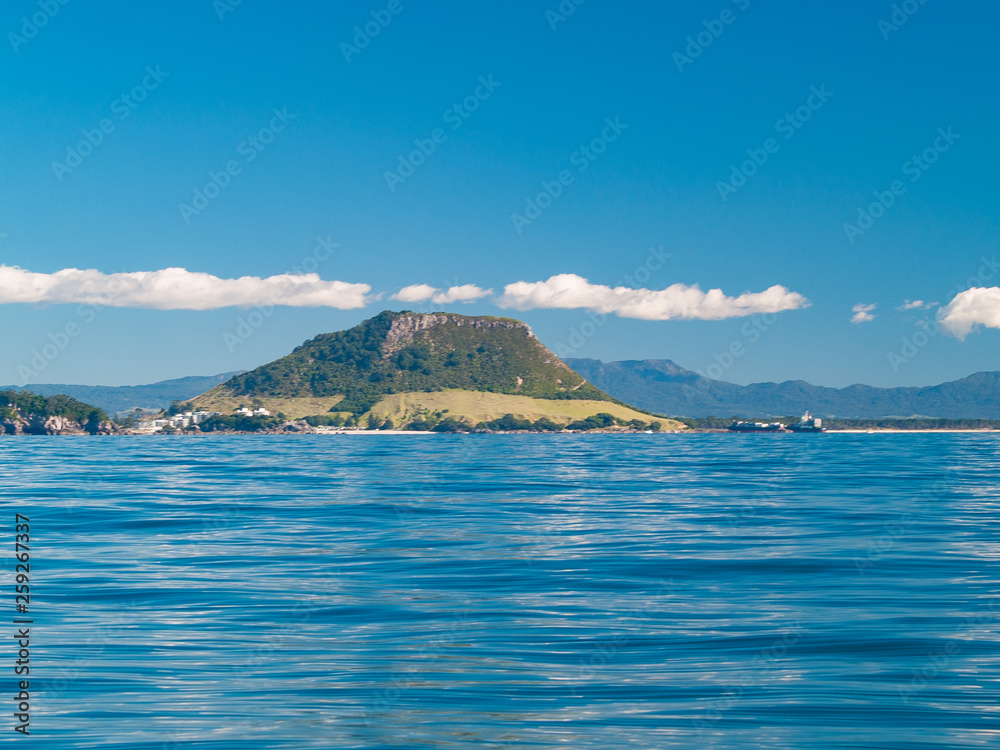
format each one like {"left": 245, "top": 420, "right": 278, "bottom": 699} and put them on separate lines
{"left": 184, "top": 386, "right": 686, "bottom": 428}
{"left": 368, "top": 390, "right": 685, "bottom": 429}
{"left": 184, "top": 385, "right": 344, "bottom": 419}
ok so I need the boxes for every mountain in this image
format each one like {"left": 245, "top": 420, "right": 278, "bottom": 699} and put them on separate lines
{"left": 0, "top": 372, "right": 244, "bottom": 415}
{"left": 566, "top": 358, "right": 1000, "bottom": 419}
{"left": 188, "top": 311, "right": 678, "bottom": 429}
{"left": 0, "top": 390, "right": 115, "bottom": 435}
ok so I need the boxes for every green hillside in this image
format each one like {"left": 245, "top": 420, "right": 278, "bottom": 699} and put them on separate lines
{"left": 0, "top": 390, "right": 111, "bottom": 434}
{"left": 184, "top": 311, "right": 685, "bottom": 431}
{"left": 216, "top": 311, "right": 614, "bottom": 414}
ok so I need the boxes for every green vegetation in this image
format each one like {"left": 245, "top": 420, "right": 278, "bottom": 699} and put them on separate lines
{"left": 302, "top": 414, "right": 345, "bottom": 427}
{"left": 198, "top": 414, "right": 282, "bottom": 432}
{"left": 291, "top": 407, "right": 664, "bottom": 432}
{"left": 566, "top": 412, "right": 617, "bottom": 430}
{"left": 678, "top": 415, "right": 1000, "bottom": 430}
{"left": 400, "top": 411, "right": 662, "bottom": 432}
{"left": 822, "top": 417, "right": 1000, "bottom": 430}
{"left": 218, "top": 311, "right": 616, "bottom": 415}
{"left": 0, "top": 390, "right": 109, "bottom": 434}
{"left": 365, "top": 390, "right": 680, "bottom": 430}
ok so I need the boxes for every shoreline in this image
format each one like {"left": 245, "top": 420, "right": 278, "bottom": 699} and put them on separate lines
{"left": 13, "top": 427, "right": 1000, "bottom": 436}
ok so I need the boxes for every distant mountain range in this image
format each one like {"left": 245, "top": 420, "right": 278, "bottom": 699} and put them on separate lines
{"left": 565, "top": 359, "right": 1000, "bottom": 419}
{"left": 1, "top": 373, "right": 244, "bottom": 415}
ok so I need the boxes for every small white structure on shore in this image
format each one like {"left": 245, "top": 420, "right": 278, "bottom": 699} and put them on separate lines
{"left": 138, "top": 410, "right": 221, "bottom": 431}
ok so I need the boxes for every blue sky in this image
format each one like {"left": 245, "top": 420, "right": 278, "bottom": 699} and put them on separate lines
{"left": 1, "top": 0, "right": 998, "bottom": 388}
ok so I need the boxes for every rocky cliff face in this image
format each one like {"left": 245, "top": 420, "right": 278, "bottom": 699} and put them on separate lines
{"left": 0, "top": 413, "right": 119, "bottom": 435}
{"left": 382, "top": 313, "right": 533, "bottom": 356}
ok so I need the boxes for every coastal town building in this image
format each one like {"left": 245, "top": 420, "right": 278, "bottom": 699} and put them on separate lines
{"left": 138, "top": 410, "right": 221, "bottom": 431}
{"left": 236, "top": 407, "right": 270, "bottom": 416}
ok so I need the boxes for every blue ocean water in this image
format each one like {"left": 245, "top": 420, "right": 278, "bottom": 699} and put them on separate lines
{"left": 2, "top": 433, "right": 1000, "bottom": 749}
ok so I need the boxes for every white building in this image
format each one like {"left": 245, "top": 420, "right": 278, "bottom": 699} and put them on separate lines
{"left": 236, "top": 407, "right": 270, "bottom": 416}
{"left": 137, "top": 411, "right": 220, "bottom": 432}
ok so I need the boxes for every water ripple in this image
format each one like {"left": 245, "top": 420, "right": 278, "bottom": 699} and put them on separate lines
{"left": 1, "top": 433, "right": 998, "bottom": 748}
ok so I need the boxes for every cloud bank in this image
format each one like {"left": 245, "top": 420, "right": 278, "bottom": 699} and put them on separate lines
{"left": 851, "top": 303, "right": 877, "bottom": 324}
{"left": 0, "top": 265, "right": 370, "bottom": 310}
{"left": 939, "top": 286, "right": 1000, "bottom": 339}
{"left": 496, "top": 274, "right": 808, "bottom": 320}
{"left": 0, "top": 265, "right": 807, "bottom": 323}
{"left": 392, "top": 283, "right": 492, "bottom": 305}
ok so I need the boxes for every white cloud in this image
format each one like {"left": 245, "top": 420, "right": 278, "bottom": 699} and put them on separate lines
{"left": 495, "top": 273, "right": 808, "bottom": 320}
{"left": 851, "top": 303, "right": 877, "bottom": 324}
{"left": 0, "top": 265, "right": 370, "bottom": 310}
{"left": 392, "top": 283, "right": 437, "bottom": 303}
{"left": 897, "top": 299, "right": 937, "bottom": 311}
{"left": 392, "top": 283, "right": 492, "bottom": 305}
{"left": 939, "top": 286, "right": 1000, "bottom": 339}
{"left": 431, "top": 284, "right": 492, "bottom": 304}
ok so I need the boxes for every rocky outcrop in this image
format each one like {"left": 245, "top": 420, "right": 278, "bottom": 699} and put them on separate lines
{"left": 382, "top": 313, "right": 532, "bottom": 356}
{"left": 278, "top": 420, "right": 315, "bottom": 433}
{"left": 0, "top": 414, "right": 121, "bottom": 435}
{"left": 94, "top": 420, "right": 123, "bottom": 435}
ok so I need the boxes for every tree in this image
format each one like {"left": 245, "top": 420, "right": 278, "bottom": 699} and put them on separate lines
{"left": 433, "top": 417, "right": 465, "bottom": 432}
{"left": 531, "top": 417, "right": 561, "bottom": 432}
